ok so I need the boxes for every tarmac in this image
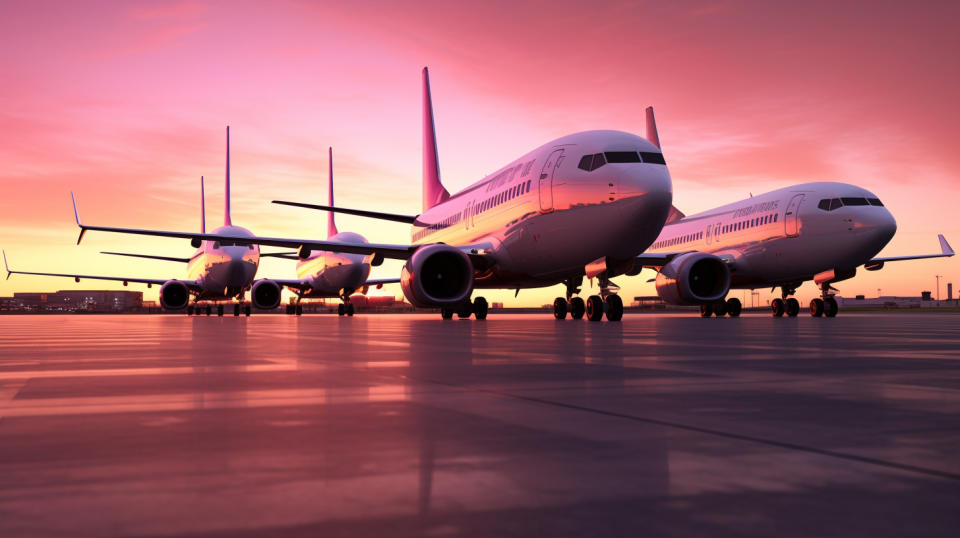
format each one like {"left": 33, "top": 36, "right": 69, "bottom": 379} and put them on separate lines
{"left": 1, "top": 312, "right": 959, "bottom": 537}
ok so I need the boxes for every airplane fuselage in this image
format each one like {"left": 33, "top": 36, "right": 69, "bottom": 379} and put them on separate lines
{"left": 188, "top": 225, "right": 260, "bottom": 299}
{"left": 294, "top": 231, "right": 372, "bottom": 298}
{"left": 647, "top": 182, "right": 898, "bottom": 289}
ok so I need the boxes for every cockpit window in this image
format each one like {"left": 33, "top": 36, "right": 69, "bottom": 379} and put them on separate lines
{"left": 818, "top": 199, "right": 831, "bottom": 211}
{"left": 604, "top": 151, "right": 641, "bottom": 163}
{"left": 868, "top": 198, "right": 884, "bottom": 206}
{"left": 591, "top": 153, "right": 606, "bottom": 170}
{"left": 639, "top": 151, "right": 666, "bottom": 165}
{"left": 829, "top": 198, "right": 842, "bottom": 210}
{"left": 578, "top": 155, "right": 593, "bottom": 171}
{"left": 841, "top": 197, "right": 869, "bottom": 206}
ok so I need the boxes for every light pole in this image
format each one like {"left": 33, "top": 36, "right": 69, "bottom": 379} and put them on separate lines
{"left": 935, "top": 275, "right": 942, "bottom": 302}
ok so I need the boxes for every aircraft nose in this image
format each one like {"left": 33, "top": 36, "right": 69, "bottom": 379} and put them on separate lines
{"left": 861, "top": 208, "right": 897, "bottom": 245}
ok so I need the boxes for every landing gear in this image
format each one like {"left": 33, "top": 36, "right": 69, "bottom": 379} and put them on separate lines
{"left": 456, "top": 302, "right": 472, "bottom": 319}
{"left": 217, "top": 304, "right": 224, "bottom": 317}
{"left": 814, "top": 282, "right": 840, "bottom": 318}
{"left": 604, "top": 294, "right": 623, "bottom": 321}
{"left": 338, "top": 304, "right": 345, "bottom": 316}
{"left": 824, "top": 296, "right": 838, "bottom": 317}
{"left": 771, "top": 298, "right": 785, "bottom": 317}
{"left": 187, "top": 306, "right": 194, "bottom": 316}
{"left": 440, "top": 308, "right": 454, "bottom": 320}
{"left": 346, "top": 303, "right": 354, "bottom": 316}
{"left": 586, "top": 295, "right": 604, "bottom": 322}
{"left": 473, "top": 297, "right": 488, "bottom": 320}
{"left": 244, "top": 305, "right": 251, "bottom": 316}
{"left": 569, "top": 297, "right": 585, "bottom": 320}
{"left": 553, "top": 297, "right": 567, "bottom": 320}
{"left": 713, "top": 300, "right": 728, "bottom": 317}
{"left": 726, "top": 297, "right": 742, "bottom": 317}
{"left": 785, "top": 297, "right": 800, "bottom": 317}
{"left": 700, "top": 304, "right": 714, "bottom": 318}
{"left": 233, "top": 304, "right": 240, "bottom": 317}
{"left": 295, "top": 304, "right": 303, "bottom": 316}
{"left": 810, "top": 298, "right": 824, "bottom": 317}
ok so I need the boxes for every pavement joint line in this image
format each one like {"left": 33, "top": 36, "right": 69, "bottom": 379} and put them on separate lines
{"left": 409, "top": 375, "right": 960, "bottom": 483}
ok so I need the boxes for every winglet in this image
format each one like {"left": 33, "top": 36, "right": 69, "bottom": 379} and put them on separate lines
{"left": 3, "top": 250, "right": 10, "bottom": 280}
{"left": 645, "top": 106, "right": 661, "bottom": 148}
{"left": 71, "top": 192, "right": 87, "bottom": 244}
{"left": 939, "top": 234, "right": 954, "bottom": 256}
{"left": 328, "top": 146, "right": 338, "bottom": 238}
{"left": 422, "top": 67, "right": 450, "bottom": 212}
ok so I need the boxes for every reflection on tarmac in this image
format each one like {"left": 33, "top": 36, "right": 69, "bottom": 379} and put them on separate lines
{"left": 0, "top": 313, "right": 959, "bottom": 537}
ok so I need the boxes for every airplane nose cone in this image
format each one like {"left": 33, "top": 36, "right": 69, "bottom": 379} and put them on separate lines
{"left": 874, "top": 209, "right": 897, "bottom": 243}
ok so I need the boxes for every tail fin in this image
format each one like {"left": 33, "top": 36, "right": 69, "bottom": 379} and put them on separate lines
{"left": 422, "top": 67, "right": 450, "bottom": 212}
{"left": 645, "top": 106, "right": 661, "bottom": 148}
{"left": 200, "top": 176, "right": 206, "bottom": 234}
{"left": 224, "top": 126, "right": 232, "bottom": 226}
{"left": 327, "top": 146, "right": 338, "bottom": 238}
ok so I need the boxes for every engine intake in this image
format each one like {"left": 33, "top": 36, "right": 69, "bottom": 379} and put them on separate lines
{"left": 655, "top": 252, "right": 731, "bottom": 305}
{"left": 401, "top": 244, "right": 474, "bottom": 308}
{"left": 252, "top": 279, "right": 282, "bottom": 310}
{"left": 160, "top": 280, "right": 190, "bottom": 310}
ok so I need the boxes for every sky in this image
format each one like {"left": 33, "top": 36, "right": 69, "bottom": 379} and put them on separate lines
{"left": 1, "top": 0, "right": 958, "bottom": 307}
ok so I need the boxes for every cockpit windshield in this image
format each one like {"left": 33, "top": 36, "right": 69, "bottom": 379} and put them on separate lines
{"left": 817, "top": 197, "right": 883, "bottom": 211}
{"left": 577, "top": 150, "right": 666, "bottom": 171}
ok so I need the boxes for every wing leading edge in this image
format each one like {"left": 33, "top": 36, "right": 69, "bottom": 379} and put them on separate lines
{"left": 865, "top": 234, "right": 954, "bottom": 270}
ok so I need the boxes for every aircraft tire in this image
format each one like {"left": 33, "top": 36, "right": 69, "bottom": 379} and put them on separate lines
{"left": 440, "top": 308, "right": 454, "bottom": 320}
{"left": 244, "top": 305, "right": 251, "bottom": 316}
{"left": 726, "top": 298, "right": 742, "bottom": 317}
{"left": 553, "top": 297, "right": 568, "bottom": 320}
{"left": 338, "top": 304, "right": 345, "bottom": 316}
{"left": 347, "top": 303, "right": 355, "bottom": 317}
{"left": 295, "top": 305, "right": 303, "bottom": 316}
{"left": 187, "top": 306, "right": 194, "bottom": 316}
{"left": 586, "top": 295, "right": 604, "bottom": 322}
{"left": 234, "top": 304, "right": 240, "bottom": 317}
{"left": 713, "top": 300, "right": 728, "bottom": 317}
{"left": 771, "top": 299, "right": 785, "bottom": 317}
{"left": 206, "top": 306, "right": 212, "bottom": 316}
{"left": 785, "top": 298, "right": 800, "bottom": 317}
{"left": 457, "top": 302, "right": 472, "bottom": 319}
{"left": 605, "top": 295, "right": 623, "bottom": 322}
{"left": 700, "top": 304, "right": 714, "bottom": 318}
{"left": 824, "top": 297, "right": 838, "bottom": 318}
{"left": 473, "top": 297, "right": 488, "bottom": 320}
{"left": 569, "top": 297, "right": 585, "bottom": 320}
{"left": 810, "top": 298, "right": 824, "bottom": 317}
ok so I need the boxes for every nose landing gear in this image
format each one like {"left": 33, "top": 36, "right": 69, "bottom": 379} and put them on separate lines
{"left": 439, "top": 296, "right": 488, "bottom": 320}
{"left": 772, "top": 285, "right": 801, "bottom": 317}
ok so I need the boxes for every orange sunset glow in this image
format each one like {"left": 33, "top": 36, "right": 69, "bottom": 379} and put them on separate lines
{"left": 1, "top": 1, "right": 958, "bottom": 307}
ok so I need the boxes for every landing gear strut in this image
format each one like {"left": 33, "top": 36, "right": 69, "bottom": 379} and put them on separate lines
{"left": 554, "top": 275, "right": 621, "bottom": 322}
{"left": 813, "top": 282, "right": 838, "bottom": 318}
{"left": 772, "top": 284, "right": 801, "bottom": 318}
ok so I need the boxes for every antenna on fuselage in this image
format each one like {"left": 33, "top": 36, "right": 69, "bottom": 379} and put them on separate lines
{"left": 224, "top": 126, "right": 232, "bottom": 226}
{"left": 328, "top": 146, "right": 338, "bottom": 239}
{"left": 422, "top": 67, "right": 450, "bottom": 212}
{"left": 200, "top": 176, "right": 206, "bottom": 234}
{"left": 645, "top": 106, "right": 661, "bottom": 149}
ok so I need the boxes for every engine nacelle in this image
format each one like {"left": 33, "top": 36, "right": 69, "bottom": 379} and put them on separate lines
{"left": 655, "top": 252, "right": 731, "bottom": 305}
{"left": 160, "top": 280, "right": 190, "bottom": 310}
{"left": 401, "top": 244, "right": 474, "bottom": 308}
{"left": 251, "top": 279, "right": 282, "bottom": 310}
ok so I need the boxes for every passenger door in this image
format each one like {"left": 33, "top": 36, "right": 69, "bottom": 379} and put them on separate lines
{"left": 538, "top": 149, "right": 565, "bottom": 213}
{"left": 784, "top": 194, "right": 804, "bottom": 237}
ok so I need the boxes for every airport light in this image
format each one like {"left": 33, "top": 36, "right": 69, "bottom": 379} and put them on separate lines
{"left": 935, "top": 275, "right": 942, "bottom": 302}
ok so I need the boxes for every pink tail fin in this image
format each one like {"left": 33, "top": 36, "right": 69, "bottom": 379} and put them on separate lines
{"left": 327, "top": 146, "right": 338, "bottom": 238}
{"left": 200, "top": 176, "right": 206, "bottom": 234}
{"left": 645, "top": 107, "right": 661, "bottom": 148}
{"left": 422, "top": 67, "right": 449, "bottom": 212}
{"left": 224, "top": 126, "right": 232, "bottom": 226}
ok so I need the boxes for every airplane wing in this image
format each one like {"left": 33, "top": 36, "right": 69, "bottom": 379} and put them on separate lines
{"left": 258, "top": 252, "right": 302, "bottom": 260}
{"left": 272, "top": 200, "right": 418, "bottom": 224}
{"left": 4, "top": 250, "right": 188, "bottom": 288}
{"left": 864, "top": 234, "right": 954, "bottom": 270}
{"left": 100, "top": 251, "right": 191, "bottom": 263}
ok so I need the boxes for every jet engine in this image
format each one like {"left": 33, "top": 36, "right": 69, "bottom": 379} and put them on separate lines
{"left": 160, "top": 280, "right": 190, "bottom": 310}
{"left": 251, "top": 279, "right": 282, "bottom": 310}
{"left": 401, "top": 244, "right": 474, "bottom": 308}
{"left": 655, "top": 252, "right": 731, "bottom": 305}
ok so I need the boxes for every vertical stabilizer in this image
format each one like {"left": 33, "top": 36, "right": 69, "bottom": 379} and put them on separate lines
{"left": 645, "top": 106, "right": 661, "bottom": 148}
{"left": 422, "top": 67, "right": 450, "bottom": 212}
{"left": 327, "top": 146, "right": 338, "bottom": 238}
{"left": 224, "top": 126, "right": 232, "bottom": 226}
{"left": 200, "top": 176, "right": 206, "bottom": 234}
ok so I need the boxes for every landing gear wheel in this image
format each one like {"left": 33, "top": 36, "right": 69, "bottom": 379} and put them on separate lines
{"left": 553, "top": 297, "right": 568, "bottom": 320}
{"left": 338, "top": 304, "right": 345, "bottom": 316}
{"left": 586, "top": 295, "right": 604, "bottom": 322}
{"left": 604, "top": 295, "right": 623, "bottom": 321}
{"left": 569, "top": 297, "right": 585, "bottom": 320}
{"left": 440, "top": 308, "right": 454, "bottom": 320}
{"left": 785, "top": 298, "right": 800, "bottom": 317}
{"left": 295, "top": 305, "right": 303, "bottom": 316}
{"left": 810, "top": 298, "right": 824, "bottom": 317}
{"left": 234, "top": 304, "right": 240, "bottom": 317}
{"left": 726, "top": 298, "right": 742, "bottom": 317}
{"left": 700, "top": 304, "right": 714, "bottom": 318}
{"left": 217, "top": 305, "right": 224, "bottom": 317}
{"left": 187, "top": 306, "right": 194, "bottom": 316}
{"left": 346, "top": 303, "right": 355, "bottom": 317}
{"left": 771, "top": 298, "right": 785, "bottom": 317}
{"left": 824, "top": 297, "right": 838, "bottom": 318}
{"left": 713, "top": 300, "right": 728, "bottom": 317}
{"left": 473, "top": 297, "right": 488, "bottom": 320}
{"left": 457, "top": 302, "right": 472, "bottom": 319}
{"left": 205, "top": 306, "right": 212, "bottom": 316}
{"left": 244, "top": 305, "right": 251, "bottom": 316}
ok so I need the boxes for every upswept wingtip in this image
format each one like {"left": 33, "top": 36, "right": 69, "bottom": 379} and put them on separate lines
{"left": 939, "top": 234, "right": 954, "bottom": 256}
{"left": 3, "top": 250, "right": 11, "bottom": 280}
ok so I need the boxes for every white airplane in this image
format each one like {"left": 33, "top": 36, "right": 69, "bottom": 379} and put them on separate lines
{"left": 643, "top": 181, "right": 954, "bottom": 317}
{"left": 68, "top": 67, "right": 713, "bottom": 321}
{"left": 5, "top": 127, "right": 288, "bottom": 317}
{"left": 270, "top": 147, "right": 400, "bottom": 316}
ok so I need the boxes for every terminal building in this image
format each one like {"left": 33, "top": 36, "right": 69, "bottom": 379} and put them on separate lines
{"left": 0, "top": 290, "right": 143, "bottom": 313}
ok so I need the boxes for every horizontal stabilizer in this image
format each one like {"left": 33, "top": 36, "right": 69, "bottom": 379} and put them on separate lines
{"left": 101, "top": 251, "right": 190, "bottom": 263}
{"left": 665, "top": 205, "right": 685, "bottom": 224}
{"left": 272, "top": 200, "right": 418, "bottom": 224}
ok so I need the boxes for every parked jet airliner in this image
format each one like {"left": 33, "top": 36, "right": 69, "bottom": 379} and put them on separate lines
{"left": 642, "top": 182, "right": 953, "bottom": 317}
{"left": 70, "top": 68, "right": 725, "bottom": 321}
{"left": 5, "top": 127, "right": 288, "bottom": 316}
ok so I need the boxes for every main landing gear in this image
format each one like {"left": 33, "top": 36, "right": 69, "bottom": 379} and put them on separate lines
{"left": 440, "top": 296, "right": 488, "bottom": 320}
{"left": 809, "top": 282, "right": 839, "bottom": 318}
{"left": 554, "top": 276, "right": 622, "bottom": 322}
{"left": 771, "top": 284, "right": 801, "bottom": 318}
{"left": 337, "top": 303, "right": 355, "bottom": 317}
{"left": 699, "top": 297, "right": 742, "bottom": 318}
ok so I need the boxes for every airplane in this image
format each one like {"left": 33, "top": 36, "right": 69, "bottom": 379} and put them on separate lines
{"left": 642, "top": 181, "right": 954, "bottom": 317}
{"left": 67, "top": 67, "right": 724, "bottom": 321}
{"left": 267, "top": 147, "right": 400, "bottom": 316}
{"left": 5, "top": 127, "right": 288, "bottom": 317}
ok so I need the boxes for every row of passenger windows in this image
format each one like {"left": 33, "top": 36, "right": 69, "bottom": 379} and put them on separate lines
{"left": 652, "top": 231, "right": 704, "bottom": 250}
{"left": 413, "top": 180, "right": 534, "bottom": 242}
{"left": 817, "top": 197, "right": 883, "bottom": 211}
{"left": 485, "top": 160, "right": 535, "bottom": 192}
{"left": 717, "top": 213, "right": 778, "bottom": 235}
{"left": 577, "top": 151, "right": 667, "bottom": 172}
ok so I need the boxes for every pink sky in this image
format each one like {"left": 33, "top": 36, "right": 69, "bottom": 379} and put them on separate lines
{"left": 1, "top": 0, "right": 958, "bottom": 306}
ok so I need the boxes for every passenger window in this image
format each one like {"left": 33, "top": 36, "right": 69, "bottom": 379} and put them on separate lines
{"left": 591, "top": 153, "right": 606, "bottom": 170}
